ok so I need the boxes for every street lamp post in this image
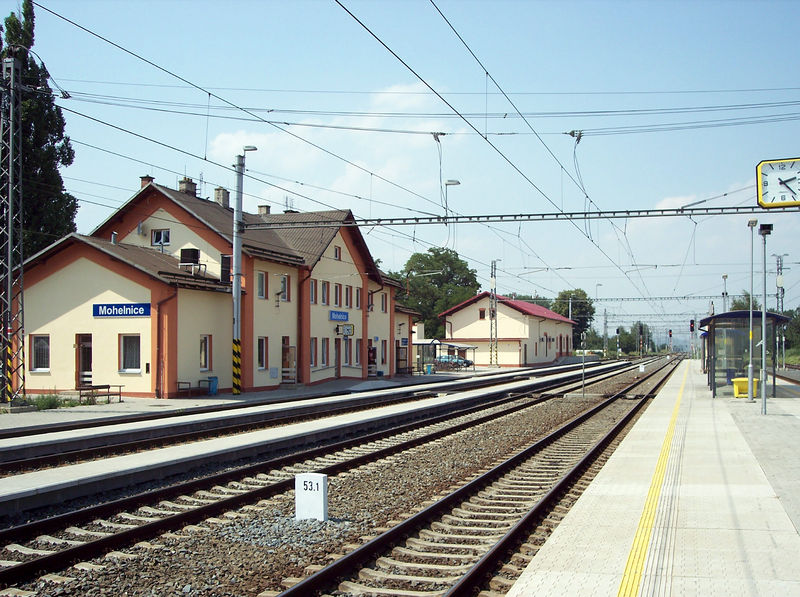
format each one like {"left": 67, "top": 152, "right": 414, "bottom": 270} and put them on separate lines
{"left": 747, "top": 219, "right": 757, "bottom": 402}
{"left": 232, "top": 145, "right": 257, "bottom": 395}
{"left": 759, "top": 223, "right": 772, "bottom": 415}
{"left": 722, "top": 274, "right": 728, "bottom": 312}
{"left": 444, "top": 179, "right": 460, "bottom": 219}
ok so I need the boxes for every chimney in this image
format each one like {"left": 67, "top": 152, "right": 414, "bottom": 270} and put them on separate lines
{"left": 258, "top": 204, "right": 271, "bottom": 217}
{"left": 140, "top": 175, "right": 154, "bottom": 188}
{"left": 179, "top": 176, "right": 197, "bottom": 196}
{"left": 111, "top": 231, "right": 118, "bottom": 245}
{"left": 214, "top": 187, "right": 230, "bottom": 209}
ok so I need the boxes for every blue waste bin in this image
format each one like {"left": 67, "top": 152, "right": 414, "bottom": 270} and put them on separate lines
{"left": 425, "top": 364, "right": 433, "bottom": 375}
{"left": 207, "top": 376, "right": 218, "bottom": 396}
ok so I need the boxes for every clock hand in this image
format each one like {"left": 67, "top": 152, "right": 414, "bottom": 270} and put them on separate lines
{"left": 778, "top": 177, "right": 797, "bottom": 196}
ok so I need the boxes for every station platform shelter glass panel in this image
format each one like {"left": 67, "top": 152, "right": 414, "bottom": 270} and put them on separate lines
{"left": 700, "top": 310, "right": 789, "bottom": 398}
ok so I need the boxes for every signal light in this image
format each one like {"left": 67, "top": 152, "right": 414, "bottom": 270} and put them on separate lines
{"left": 669, "top": 329, "right": 672, "bottom": 338}
{"left": 690, "top": 319, "right": 695, "bottom": 332}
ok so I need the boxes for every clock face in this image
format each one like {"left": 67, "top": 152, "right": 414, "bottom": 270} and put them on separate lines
{"left": 757, "top": 158, "right": 800, "bottom": 208}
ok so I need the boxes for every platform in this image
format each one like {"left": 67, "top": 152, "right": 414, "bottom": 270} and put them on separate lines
{"left": 508, "top": 359, "right": 800, "bottom": 596}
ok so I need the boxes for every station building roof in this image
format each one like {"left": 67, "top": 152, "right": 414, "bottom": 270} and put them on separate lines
{"left": 439, "top": 291, "right": 576, "bottom": 325}
{"left": 24, "top": 233, "right": 229, "bottom": 292}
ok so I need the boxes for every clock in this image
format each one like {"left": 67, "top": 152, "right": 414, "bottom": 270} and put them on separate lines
{"left": 757, "top": 158, "right": 800, "bottom": 208}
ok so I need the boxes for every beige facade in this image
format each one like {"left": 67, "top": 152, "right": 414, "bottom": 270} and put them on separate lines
{"left": 440, "top": 292, "right": 575, "bottom": 367}
{"left": 22, "top": 177, "right": 415, "bottom": 398}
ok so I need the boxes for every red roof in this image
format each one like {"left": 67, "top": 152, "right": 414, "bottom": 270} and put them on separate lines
{"left": 439, "top": 291, "right": 575, "bottom": 325}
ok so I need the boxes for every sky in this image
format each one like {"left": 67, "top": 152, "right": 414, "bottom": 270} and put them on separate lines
{"left": 5, "top": 0, "right": 800, "bottom": 348}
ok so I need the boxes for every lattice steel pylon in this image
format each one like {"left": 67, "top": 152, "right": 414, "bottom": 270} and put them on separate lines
{"left": 1, "top": 56, "right": 25, "bottom": 404}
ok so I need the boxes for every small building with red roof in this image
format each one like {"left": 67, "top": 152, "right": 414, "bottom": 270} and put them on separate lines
{"left": 438, "top": 291, "right": 576, "bottom": 367}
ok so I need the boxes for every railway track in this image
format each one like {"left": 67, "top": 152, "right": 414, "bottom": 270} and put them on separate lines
{"left": 279, "top": 357, "right": 679, "bottom": 597}
{"left": 0, "top": 358, "right": 675, "bottom": 593}
{"left": 0, "top": 362, "right": 626, "bottom": 476}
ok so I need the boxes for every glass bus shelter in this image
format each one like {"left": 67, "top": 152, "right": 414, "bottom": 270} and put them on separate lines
{"left": 700, "top": 310, "right": 789, "bottom": 398}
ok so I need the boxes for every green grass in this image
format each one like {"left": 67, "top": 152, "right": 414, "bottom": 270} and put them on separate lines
{"left": 785, "top": 347, "right": 800, "bottom": 366}
{"left": 33, "top": 393, "right": 61, "bottom": 410}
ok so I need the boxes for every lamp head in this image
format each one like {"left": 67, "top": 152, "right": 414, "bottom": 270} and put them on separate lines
{"left": 747, "top": 218, "right": 758, "bottom": 228}
{"left": 243, "top": 145, "right": 257, "bottom": 152}
{"left": 445, "top": 179, "right": 460, "bottom": 186}
{"left": 759, "top": 223, "right": 773, "bottom": 236}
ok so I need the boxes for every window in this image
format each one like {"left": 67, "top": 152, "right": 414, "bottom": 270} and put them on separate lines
{"left": 345, "top": 285, "right": 352, "bottom": 308}
{"left": 279, "top": 274, "right": 290, "bottom": 301}
{"left": 334, "top": 283, "right": 342, "bottom": 307}
{"left": 220, "top": 255, "right": 232, "bottom": 283}
{"left": 310, "top": 337, "right": 317, "bottom": 367}
{"left": 355, "top": 338, "right": 362, "bottom": 365}
{"left": 334, "top": 245, "right": 342, "bottom": 260}
{"left": 257, "top": 271, "right": 267, "bottom": 299}
{"left": 380, "top": 293, "right": 387, "bottom": 313}
{"left": 381, "top": 339, "right": 387, "bottom": 364}
{"left": 310, "top": 279, "right": 317, "bottom": 304}
{"left": 200, "top": 335, "right": 212, "bottom": 371}
{"left": 30, "top": 335, "right": 50, "bottom": 370}
{"left": 321, "top": 337, "right": 329, "bottom": 366}
{"left": 321, "top": 281, "right": 330, "bottom": 305}
{"left": 344, "top": 337, "right": 351, "bottom": 365}
{"left": 120, "top": 334, "right": 141, "bottom": 371}
{"left": 151, "top": 229, "right": 170, "bottom": 247}
{"left": 356, "top": 287, "right": 362, "bottom": 309}
{"left": 257, "top": 337, "right": 267, "bottom": 370}
{"left": 479, "top": 308, "right": 486, "bottom": 320}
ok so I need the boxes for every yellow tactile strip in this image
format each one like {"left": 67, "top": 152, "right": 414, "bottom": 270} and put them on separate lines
{"left": 617, "top": 364, "right": 688, "bottom": 597}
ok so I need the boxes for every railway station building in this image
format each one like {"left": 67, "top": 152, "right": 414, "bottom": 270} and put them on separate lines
{"left": 22, "top": 176, "right": 413, "bottom": 398}
{"left": 438, "top": 292, "right": 575, "bottom": 367}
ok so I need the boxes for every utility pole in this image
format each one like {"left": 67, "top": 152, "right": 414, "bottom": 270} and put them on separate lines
{"left": 602, "top": 308, "right": 607, "bottom": 357}
{"left": 489, "top": 260, "right": 499, "bottom": 367}
{"left": 1, "top": 56, "right": 24, "bottom": 404}
{"left": 774, "top": 253, "right": 788, "bottom": 368}
{"left": 232, "top": 146, "right": 256, "bottom": 395}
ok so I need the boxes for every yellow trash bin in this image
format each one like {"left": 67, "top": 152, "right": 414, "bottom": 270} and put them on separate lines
{"left": 732, "top": 377, "right": 758, "bottom": 398}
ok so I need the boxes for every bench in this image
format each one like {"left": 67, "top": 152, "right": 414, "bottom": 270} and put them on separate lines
{"left": 176, "top": 380, "right": 212, "bottom": 398}
{"left": 78, "top": 384, "right": 124, "bottom": 404}
{"left": 396, "top": 366, "right": 413, "bottom": 375}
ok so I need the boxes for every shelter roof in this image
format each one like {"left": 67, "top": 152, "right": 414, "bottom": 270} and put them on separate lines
{"left": 699, "top": 310, "right": 790, "bottom": 327}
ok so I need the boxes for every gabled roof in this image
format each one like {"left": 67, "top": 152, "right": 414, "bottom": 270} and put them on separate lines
{"left": 438, "top": 291, "right": 576, "bottom": 325}
{"left": 92, "top": 182, "right": 382, "bottom": 280}
{"left": 25, "top": 233, "right": 229, "bottom": 292}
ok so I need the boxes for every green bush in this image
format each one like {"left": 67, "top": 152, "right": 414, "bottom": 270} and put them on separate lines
{"left": 34, "top": 394, "right": 62, "bottom": 411}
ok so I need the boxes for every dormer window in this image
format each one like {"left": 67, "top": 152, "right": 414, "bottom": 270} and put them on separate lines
{"left": 151, "top": 229, "right": 170, "bottom": 247}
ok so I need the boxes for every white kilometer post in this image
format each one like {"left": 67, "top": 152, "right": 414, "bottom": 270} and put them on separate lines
{"left": 295, "top": 473, "right": 328, "bottom": 521}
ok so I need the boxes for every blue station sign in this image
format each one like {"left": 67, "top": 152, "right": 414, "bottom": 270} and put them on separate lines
{"left": 329, "top": 310, "right": 349, "bottom": 322}
{"left": 93, "top": 303, "right": 151, "bottom": 317}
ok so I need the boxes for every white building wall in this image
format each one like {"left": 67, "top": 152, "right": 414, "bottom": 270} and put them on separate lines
{"left": 26, "top": 257, "right": 153, "bottom": 393}
{"left": 176, "top": 289, "right": 231, "bottom": 390}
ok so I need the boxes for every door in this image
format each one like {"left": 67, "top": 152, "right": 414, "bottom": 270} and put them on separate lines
{"left": 76, "top": 334, "right": 92, "bottom": 388}
{"left": 334, "top": 338, "right": 341, "bottom": 378}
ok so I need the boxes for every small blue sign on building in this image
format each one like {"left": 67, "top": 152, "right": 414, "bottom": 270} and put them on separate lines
{"left": 329, "top": 310, "right": 349, "bottom": 322}
{"left": 93, "top": 303, "right": 151, "bottom": 317}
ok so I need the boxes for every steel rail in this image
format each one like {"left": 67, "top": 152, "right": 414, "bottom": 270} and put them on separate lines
{"left": 278, "top": 356, "right": 679, "bottom": 596}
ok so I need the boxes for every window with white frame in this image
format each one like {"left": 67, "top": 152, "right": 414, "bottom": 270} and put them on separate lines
{"left": 321, "top": 281, "right": 329, "bottom": 305}
{"left": 345, "top": 285, "right": 352, "bottom": 308}
{"left": 310, "top": 279, "right": 317, "bottom": 304}
{"left": 257, "top": 337, "right": 267, "bottom": 370}
{"left": 355, "top": 338, "right": 362, "bottom": 365}
{"left": 334, "top": 245, "right": 342, "bottom": 260}
{"left": 151, "top": 228, "right": 170, "bottom": 247}
{"left": 279, "top": 274, "right": 290, "bottom": 301}
{"left": 334, "top": 283, "right": 342, "bottom": 307}
{"left": 344, "top": 337, "right": 351, "bottom": 365}
{"left": 257, "top": 271, "right": 267, "bottom": 299}
{"left": 310, "top": 337, "right": 317, "bottom": 367}
{"left": 321, "top": 337, "right": 329, "bottom": 366}
{"left": 120, "top": 334, "right": 141, "bottom": 372}
{"left": 380, "top": 292, "right": 387, "bottom": 312}
{"left": 381, "top": 339, "right": 387, "bottom": 364}
{"left": 356, "top": 287, "right": 361, "bottom": 309}
{"left": 30, "top": 335, "right": 50, "bottom": 370}
{"left": 200, "top": 335, "right": 212, "bottom": 371}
